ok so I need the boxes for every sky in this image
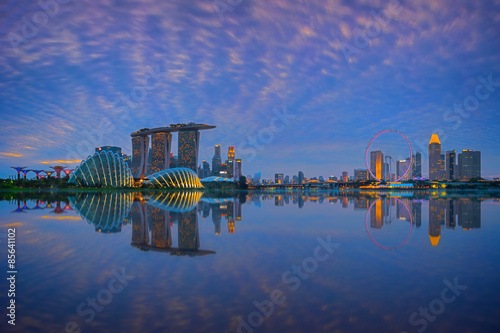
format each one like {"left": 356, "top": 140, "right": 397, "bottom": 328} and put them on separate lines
{"left": 1, "top": 0, "right": 500, "bottom": 180}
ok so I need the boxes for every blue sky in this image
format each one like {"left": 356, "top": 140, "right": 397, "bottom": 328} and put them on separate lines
{"left": 1, "top": 0, "right": 499, "bottom": 180}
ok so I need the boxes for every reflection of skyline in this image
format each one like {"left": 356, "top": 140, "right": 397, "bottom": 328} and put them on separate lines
{"left": 364, "top": 196, "right": 482, "bottom": 247}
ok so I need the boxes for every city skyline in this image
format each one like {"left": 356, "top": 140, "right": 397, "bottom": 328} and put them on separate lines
{"left": 1, "top": 0, "right": 500, "bottom": 179}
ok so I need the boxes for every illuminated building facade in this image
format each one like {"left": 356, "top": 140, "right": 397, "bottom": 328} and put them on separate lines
{"left": 178, "top": 130, "right": 200, "bottom": 172}
{"left": 428, "top": 134, "right": 442, "bottom": 180}
{"left": 341, "top": 171, "right": 348, "bottom": 182}
{"left": 228, "top": 146, "right": 235, "bottom": 162}
{"left": 458, "top": 149, "right": 481, "bottom": 180}
{"left": 275, "top": 173, "right": 284, "bottom": 184}
{"left": 354, "top": 169, "right": 369, "bottom": 181}
{"left": 370, "top": 150, "right": 385, "bottom": 181}
{"left": 150, "top": 132, "right": 172, "bottom": 174}
{"left": 131, "top": 136, "right": 149, "bottom": 178}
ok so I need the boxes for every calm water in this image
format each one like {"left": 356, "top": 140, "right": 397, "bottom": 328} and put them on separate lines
{"left": 1, "top": 190, "right": 500, "bottom": 333}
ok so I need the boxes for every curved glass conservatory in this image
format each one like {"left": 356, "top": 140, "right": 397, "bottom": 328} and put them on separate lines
{"left": 69, "top": 151, "right": 134, "bottom": 187}
{"left": 147, "top": 167, "right": 203, "bottom": 189}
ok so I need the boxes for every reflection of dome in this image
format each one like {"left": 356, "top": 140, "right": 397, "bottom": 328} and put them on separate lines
{"left": 148, "top": 191, "right": 203, "bottom": 212}
{"left": 69, "top": 192, "right": 134, "bottom": 232}
{"left": 69, "top": 151, "right": 133, "bottom": 187}
{"left": 147, "top": 168, "right": 202, "bottom": 188}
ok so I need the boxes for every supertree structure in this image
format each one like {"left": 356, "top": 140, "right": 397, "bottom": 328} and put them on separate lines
{"left": 50, "top": 165, "right": 67, "bottom": 178}
{"left": 10, "top": 166, "right": 27, "bottom": 180}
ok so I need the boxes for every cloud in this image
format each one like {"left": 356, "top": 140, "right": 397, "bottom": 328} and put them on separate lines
{"left": 0, "top": 153, "right": 23, "bottom": 157}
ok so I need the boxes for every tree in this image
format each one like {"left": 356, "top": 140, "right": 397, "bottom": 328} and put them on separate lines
{"left": 238, "top": 176, "right": 248, "bottom": 189}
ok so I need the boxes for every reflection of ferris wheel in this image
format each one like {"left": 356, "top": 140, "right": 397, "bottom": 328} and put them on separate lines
{"left": 365, "top": 129, "right": 413, "bottom": 182}
{"left": 365, "top": 197, "right": 413, "bottom": 251}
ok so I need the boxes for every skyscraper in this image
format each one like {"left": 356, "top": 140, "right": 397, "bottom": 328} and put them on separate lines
{"left": 445, "top": 150, "right": 456, "bottom": 180}
{"left": 215, "top": 144, "right": 221, "bottom": 157}
{"left": 226, "top": 160, "right": 234, "bottom": 178}
{"left": 458, "top": 150, "right": 481, "bottom": 180}
{"left": 178, "top": 130, "right": 200, "bottom": 172}
{"left": 202, "top": 160, "right": 211, "bottom": 178}
{"left": 412, "top": 152, "right": 422, "bottom": 178}
{"left": 396, "top": 158, "right": 411, "bottom": 181}
{"left": 228, "top": 146, "right": 235, "bottom": 162}
{"left": 234, "top": 159, "right": 242, "bottom": 180}
{"left": 428, "top": 134, "right": 442, "bottom": 180}
{"left": 298, "top": 171, "right": 304, "bottom": 184}
{"left": 370, "top": 150, "right": 385, "bottom": 181}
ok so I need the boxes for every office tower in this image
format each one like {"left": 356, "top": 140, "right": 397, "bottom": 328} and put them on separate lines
{"left": 341, "top": 171, "right": 348, "bottom": 182}
{"left": 202, "top": 160, "right": 211, "bottom": 178}
{"left": 445, "top": 150, "right": 456, "bottom": 180}
{"left": 215, "top": 144, "right": 221, "bottom": 157}
{"left": 354, "top": 169, "right": 369, "bottom": 182}
{"left": 284, "top": 175, "right": 290, "bottom": 184}
{"left": 178, "top": 130, "right": 200, "bottom": 172}
{"left": 396, "top": 158, "right": 411, "bottom": 181}
{"left": 370, "top": 150, "right": 385, "bottom": 181}
{"left": 234, "top": 159, "right": 242, "bottom": 180}
{"left": 298, "top": 171, "right": 304, "bottom": 184}
{"left": 228, "top": 146, "right": 235, "bottom": 162}
{"left": 275, "top": 173, "right": 284, "bottom": 184}
{"left": 131, "top": 136, "right": 150, "bottom": 178}
{"left": 428, "top": 134, "right": 442, "bottom": 180}
{"left": 458, "top": 150, "right": 481, "bottom": 180}
{"left": 150, "top": 132, "right": 172, "bottom": 174}
{"left": 226, "top": 160, "right": 234, "bottom": 178}
{"left": 440, "top": 154, "right": 445, "bottom": 179}
{"left": 412, "top": 152, "right": 422, "bottom": 178}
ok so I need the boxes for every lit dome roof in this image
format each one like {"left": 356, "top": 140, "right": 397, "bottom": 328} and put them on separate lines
{"left": 69, "top": 151, "right": 133, "bottom": 187}
{"left": 147, "top": 167, "right": 203, "bottom": 188}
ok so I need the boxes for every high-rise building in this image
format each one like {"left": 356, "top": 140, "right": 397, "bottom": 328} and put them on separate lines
{"left": 458, "top": 150, "right": 481, "bottom": 180}
{"left": 396, "top": 158, "right": 411, "bottom": 181}
{"left": 341, "top": 171, "right": 348, "bottom": 182}
{"left": 234, "top": 159, "right": 242, "bottom": 180}
{"left": 150, "top": 132, "right": 172, "bottom": 174}
{"left": 370, "top": 150, "right": 385, "bottom": 181}
{"left": 215, "top": 144, "right": 221, "bottom": 157}
{"left": 412, "top": 152, "right": 422, "bottom": 178}
{"left": 275, "top": 173, "right": 284, "bottom": 184}
{"left": 445, "top": 150, "right": 456, "bottom": 180}
{"left": 428, "top": 134, "right": 442, "bottom": 180}
{"left": 228, "top": 146, "right": 235, "bottom": 162}
{"left": 178, "top": 130, "right": 200, "bottom": 172}
{"left": 131, "top": 136, "right": 149, "bottom": 178}
{"left": 226, "top": 160, "right": 234, "bottom": 178}
{"left": 202, "top": 160, "right": 211, "bottom": 178}
{"left": 298, "top": 171, "right": 304, "bottom": 184}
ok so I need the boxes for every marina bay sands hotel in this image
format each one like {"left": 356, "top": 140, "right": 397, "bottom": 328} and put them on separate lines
{"left": 130, "top": 123, "right": 216, "bottom": 179}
